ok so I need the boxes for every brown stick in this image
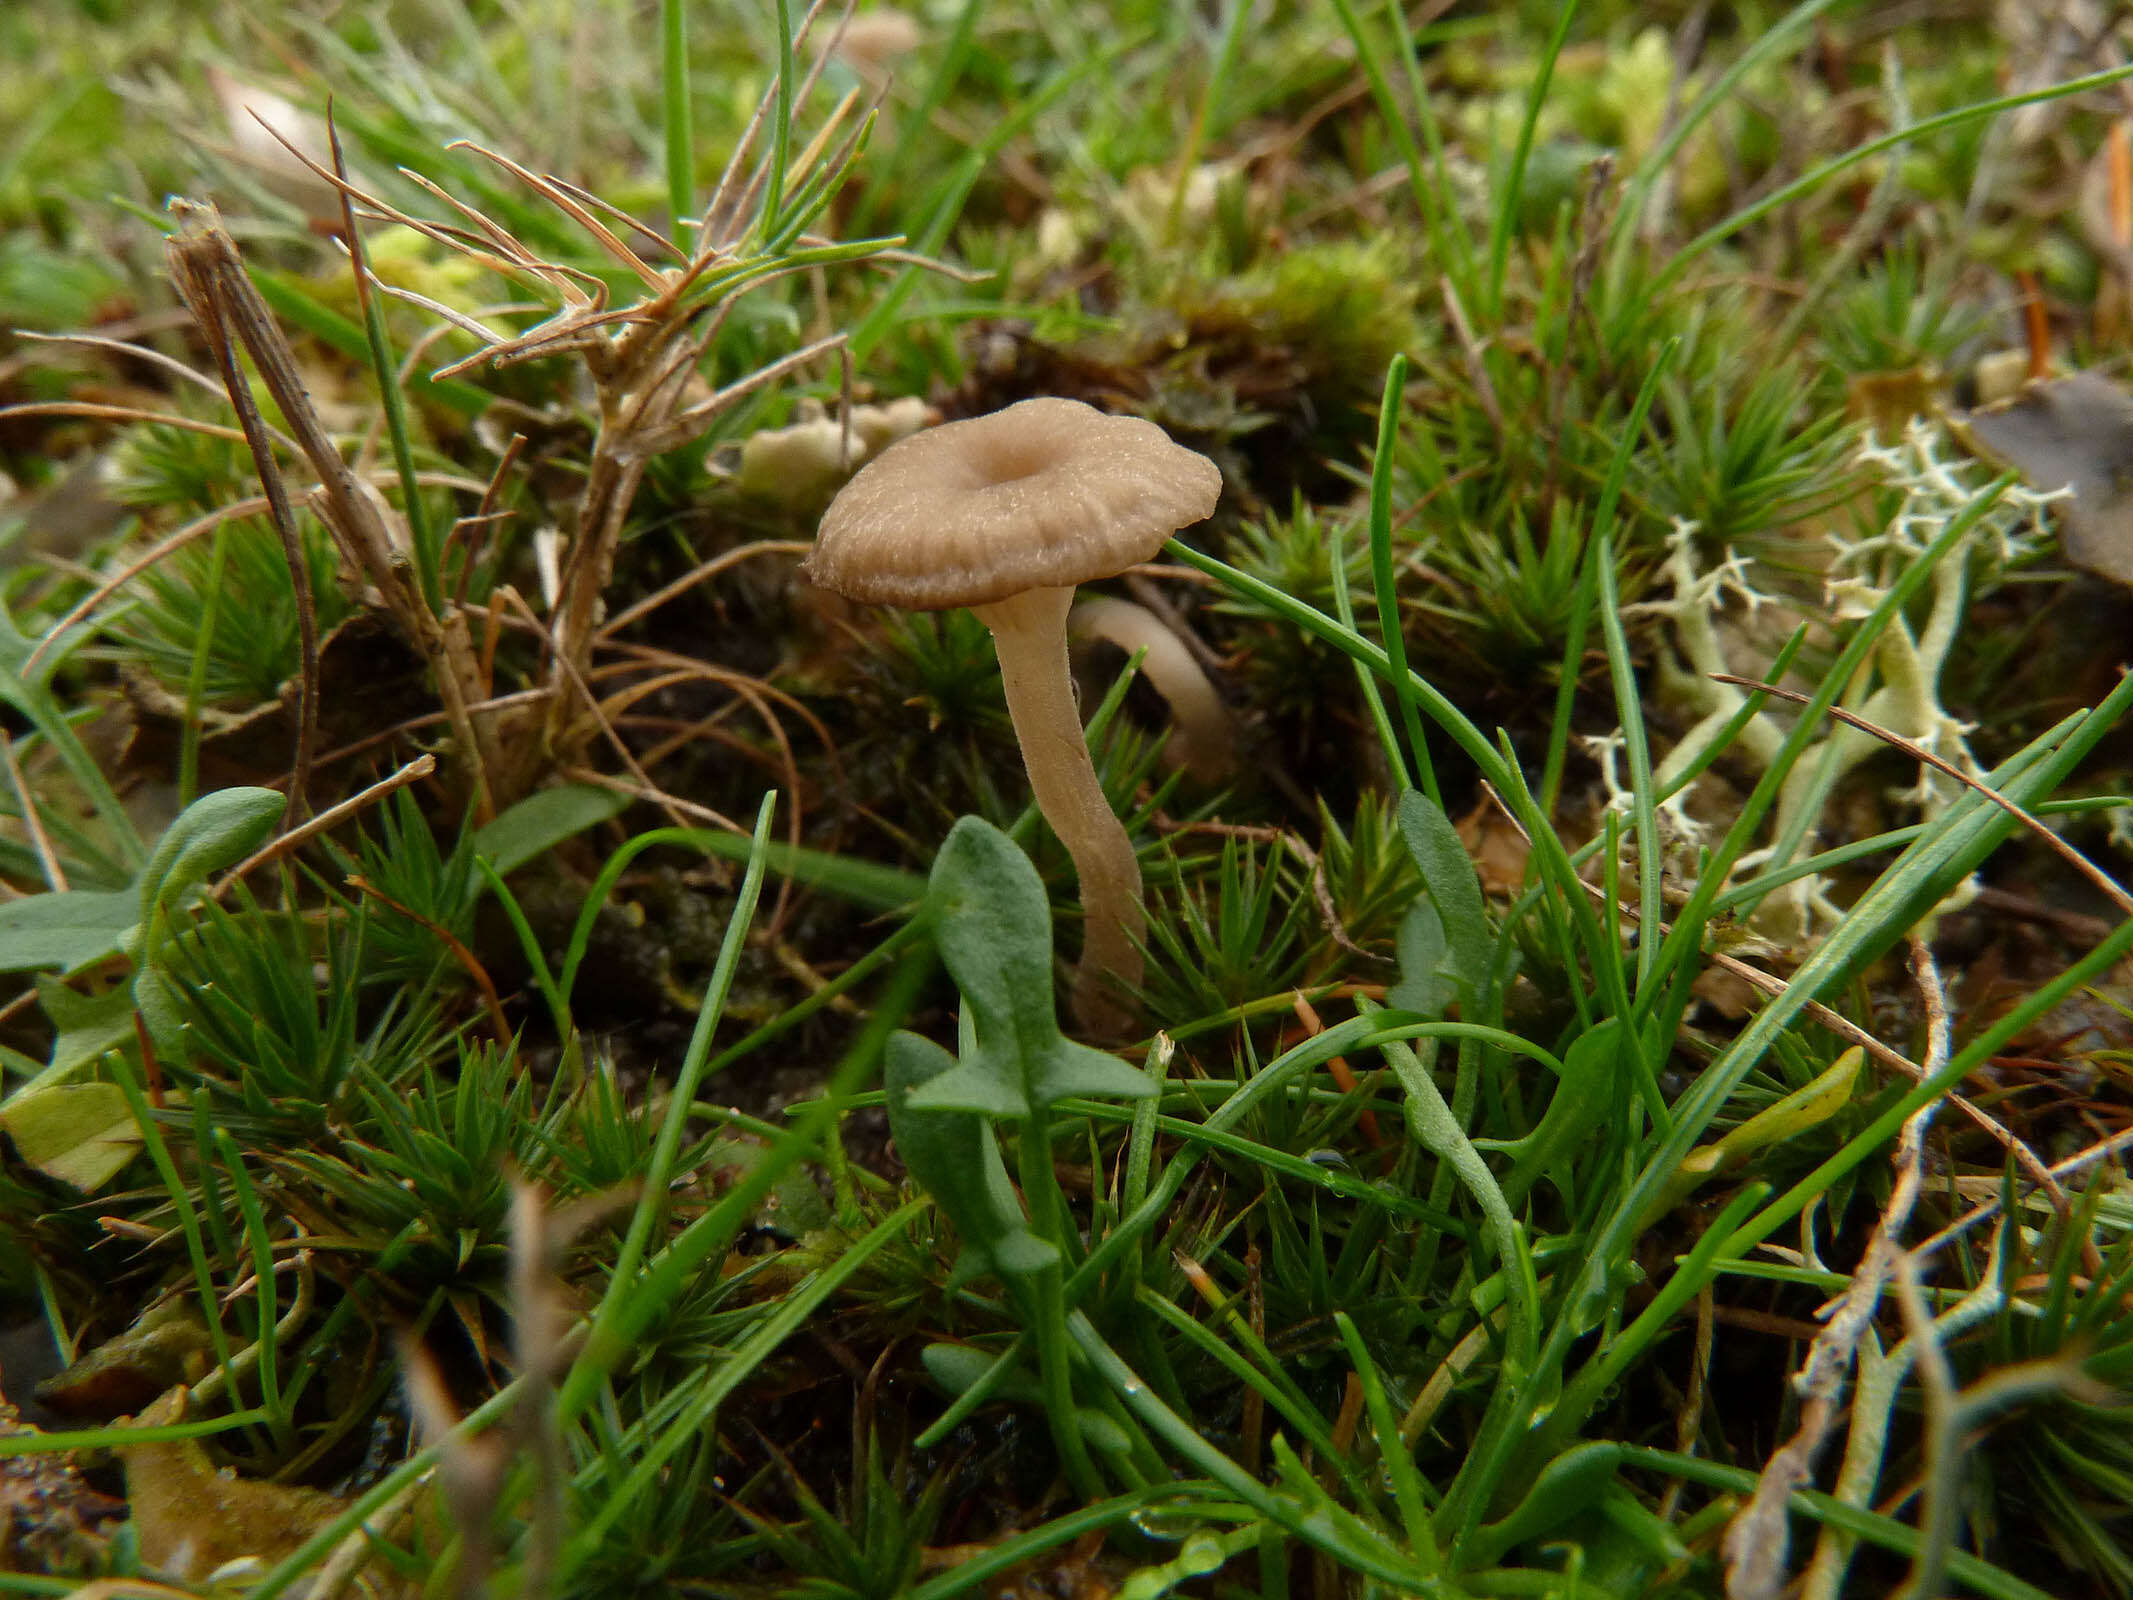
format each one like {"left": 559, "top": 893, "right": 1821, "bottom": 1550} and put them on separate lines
{"left": 1709, "top": 672, "right": 2133, "bottom": 918}
{"left": 165, "top": 212, "right": 322, "bottom": 827}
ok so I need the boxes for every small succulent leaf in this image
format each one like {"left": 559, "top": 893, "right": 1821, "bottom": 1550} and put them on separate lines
{"left": 1645, "top": 1046, "right": 1863, "bottom": 1226}
{"left": 921, "top": 818, "right": 1155, "bottom": 1111}
{"left": 1466, "top": 1441, "right": 1625, "bottom": 1568}
{"left": 915, "top": 1347, "right": 1125, "bottom": 1454}
{"left": 1387, "top": 898, "right": 1456, "bottom": 1018}
{"left": 1493, "top": 1016, "right": 1624, "bottom": 1209}
{"left": 885, "top": 1031, "right": 1053, "bottom": 1288}
{"left": 1117, "top": 1529, "right": 1254, "bottom": 1600}
{"left": 1077, "top": 1408, "right": 1135, "bottom": 1456}
{"left": 1032, "top": 1038, "right": 1157, "bottom": 1108}
{"left": 1395, "top": 788, "right": 1491, "bottom": 999}
{"left": 922, "top": 1342, "right": 1043, "bottom": 1406}
{"left": 0, "top": 891, "right": 136, "bottom": 976}
{"left": 927, "top": 817, "right": 1071, "bottom": 1072}
{"left": 135, "top": 787, "right": 286, "bottom": 935}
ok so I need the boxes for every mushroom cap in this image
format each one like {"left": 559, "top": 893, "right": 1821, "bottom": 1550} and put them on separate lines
{"left": 802, "top": 397, "right": 1222, "bottom": 609}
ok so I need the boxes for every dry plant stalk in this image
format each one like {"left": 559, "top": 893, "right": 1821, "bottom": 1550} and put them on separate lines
{"left": 253, "top": 0, "right": 923, "bottom": 805}
{"left": 165, "top": 203, "right": 503, "bottom": 817}
{"left": 1722, "top": 935, "right": 1951, "bottom": 1600}
{"left": 401, "top": 1177, "right": 631, "bottom": 1600}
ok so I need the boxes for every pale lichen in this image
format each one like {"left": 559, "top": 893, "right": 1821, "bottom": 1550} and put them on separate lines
{"left": 1613, "top": 421, "right": 2057, "bottom": 944}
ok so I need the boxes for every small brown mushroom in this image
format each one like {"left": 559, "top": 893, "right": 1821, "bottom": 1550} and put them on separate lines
{"left": 804, "top": 397, "right": 1221, "bottom": 1035}
{"left": 1070, "top": 596, "right": 1236, "bottom": 786}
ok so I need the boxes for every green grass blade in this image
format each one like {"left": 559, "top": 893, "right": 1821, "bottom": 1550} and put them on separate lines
{"left": 661, "top": 0, "right": 693, "bottom": 243}
{"left": 1483, "top": 0, "right": 1577, "bottom": 318}
{"left": 1366, "top": 355, "right": 1437, "bottom": 804}
{"left": 558, "top": 1198, "right": 924, "bottom": 1576}
{"left": 1651, "top": 62, "right": 2133, "bottom": 303}
{"left": 567, "top": 794, "right": 777, "bottom": 1411}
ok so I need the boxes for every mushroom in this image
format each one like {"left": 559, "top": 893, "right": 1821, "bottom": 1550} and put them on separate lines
{"left": 1069, "top": 595, "right": 1236, "bottom": 786}
{"left": 804, "top": 397, "right": 1222, "bottom": 1035}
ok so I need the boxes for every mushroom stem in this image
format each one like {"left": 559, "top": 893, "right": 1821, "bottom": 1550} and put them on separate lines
{"left": 975, "top": 585, "right": 1143, "bottom": 1036}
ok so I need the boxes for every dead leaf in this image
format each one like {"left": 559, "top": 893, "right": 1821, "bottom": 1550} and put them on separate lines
{"left": 1456, "top": 797, "right": 1531, "bottom": 900}
{"left": 1957, "top": 371, "right": 2133, "bottom": 587}
{"left": 116, "top": 1387, "right": 347, "bottom": 1581}
{"left": 35, "top": 1303, "right": 212, "bottom": 1420}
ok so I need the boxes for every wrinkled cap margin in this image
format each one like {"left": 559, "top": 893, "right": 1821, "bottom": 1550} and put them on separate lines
{"left": 801, "top": 396, "right": 1222, "bottom": 609}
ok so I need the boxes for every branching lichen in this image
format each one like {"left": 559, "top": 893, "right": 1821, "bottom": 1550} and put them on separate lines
{"left": 1610, "top": 422, "right": 2056, "bottom": 943}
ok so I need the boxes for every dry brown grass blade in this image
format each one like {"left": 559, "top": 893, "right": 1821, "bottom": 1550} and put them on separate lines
{"left": 444, "top": 140, "right": 666, "bottom": 289}
{"left": 495, "top": 587, "right": 736, "bottom": 837}
{"left": 0, "top": 401, "right": 250, "bottom": 441}
{"left": 346, "top": 871, "right": 512, "bottom": 1050}
{"left": 449, "top": 432, "right": 528, "bottom": 612}
{"left": 557, "top": 765, "right": 744, "bottom": 833}
{"left": 12, "top": 329, "right": 260, "bottom": 411}
{"left": 1702, "top": 944, "right": 2070, "bottom": 1210}
{"left": 1915, "top": 1122, "right": 2133, "bottom": 1263}
{"left": 596, "top": 539, "right": 813, "bottom": 640}
{"left": 20, "top": 468, "right": 485, "bottom": 682}
{"left": 550, "top": 174, "right": 690, "bottom": 262}
{"left": 592, "top": 641, "right": 838, "bottom": 937}
{"left": 214, "top": 753, "right": 437, "bottom": 893}
{"left": 620, "top": 331, "right": 847, "bottom": 460}
{"left": 165, "top": 207, "right": 323, "bottom": 827}
{"left": 1711, "top": 672, "right": 2133, "bottom": 918}
{"left": 168, "top": 202, "right": 503, "bottom": 816}
{"left": 23, "top": 496, "right": 271, "bottom": 675}
{"left": 300, "top": 687, "right": 552, "bottom": 779}
{"left": 1477, "top": 780, "right": 2069, "bottom": 1205}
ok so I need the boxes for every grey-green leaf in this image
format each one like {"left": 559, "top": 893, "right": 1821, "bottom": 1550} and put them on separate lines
{"left": 1395, "top": 788, "right": 1491, "bottom": 1000}
{"left": 914, "top": 818, "right": 1155, "bottom": 1113}
{"left": 0, "top": 891, "right": 134, "bottom": 974}
{"left": 1387, "top": 897, "right": 1455, "bottom": 1018}
{"left": 136, "top": 787, "right": 286, "bottom": 932}
{"left": 884, "top": 1030, "right": 1056, "bottom": 1292}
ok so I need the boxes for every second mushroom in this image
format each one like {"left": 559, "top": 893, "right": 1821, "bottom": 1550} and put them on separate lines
{"left": 804, "top": 396, "right": 1222, "bottom": 1036}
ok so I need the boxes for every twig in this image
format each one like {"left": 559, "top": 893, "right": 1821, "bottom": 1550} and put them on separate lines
{"left": 166, "top": 209, "right": 322, "bottom": 826}
{"left": 2, "top": 733, "right": 67, "bottom": 893}
{"left": 1720, "top": 935, "right": 1949, "bottom": 1600}
{"left": 345, "top": 873, "right": 513, "bottom": 1051}
{"left": 214, "top": 753, "right": 437, "bottom": 892}
{"left": 1711, "top": 673, "right": 2133, "bottom": 918}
